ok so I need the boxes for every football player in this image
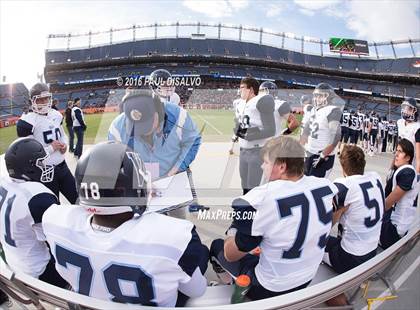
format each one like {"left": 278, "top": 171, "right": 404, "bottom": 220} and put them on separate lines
{"left": 42, "top": 141, "right": 209, "bottom": 307}
{"left": 397, "top": 98, "right": 420, "bottom": 173}
{"left": 0, "top": 138, "right": 67, "bottom": 287}
{"left": 16, "top": 82, "right": 77, "bottom": 203}
{"left": 348, "top": 109, "right": 361, "bottom": 145}
{"left": 380, "top": 139, "right": 419, "bottom": 248}
{"left": 357, "top": 106, "right": 366, "bottom": 147}
{"left": 337, "top": 107, "right": 350, "bottom": 154}
{"left": 259, "top": 81, "right": 299, "bottom": 136}
{"left": 301, "top": 83, "right": 344, "bottom": 178}
{"left": 325, "top": 145, "right": 384, "bottom": 273}
{"left": 210, "top": 136, "right": 337, "bottom": 300}
{"left": 234, "top": 77, "right": 275, "bottom": 194}
{"left": 149, "top": 68, "right": 179, "bottom": 105}
{"left": 367, "top": 111, "right": 380, "bottom": 156}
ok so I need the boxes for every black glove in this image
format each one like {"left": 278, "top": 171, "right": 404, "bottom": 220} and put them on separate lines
{"left": 82, "top": 125, "right": 87, "bottom": 131}
{"left": 312, "top": 152, "right": 326, "bottom": 168}
{"left": 233, "top": 123, "right": 247, "bottom": 139}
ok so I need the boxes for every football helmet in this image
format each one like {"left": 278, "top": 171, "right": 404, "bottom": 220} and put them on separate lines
{"left": 74, "top": 141, "right": 151, "bottom": 215}
{"left": 5, "top": 137, "right": 54, "bottom": 183}
{"left": 149, "top": 69, "right": 175, "bottom": 99}
{"left": 30, "top": 83, "right": 52, "bottom": 114}
{"left": 312, "top": 83, "right": 335, "bottom": 108}
{"left": 259, "top": 81, "right": 278, "bottom": 97}
{"left": 401, "top": 97, "right": 418, "bottom": 121}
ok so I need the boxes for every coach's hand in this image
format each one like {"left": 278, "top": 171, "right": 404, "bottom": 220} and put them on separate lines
{"left": 312, "top": 152, "right": 326, "bottom": 168}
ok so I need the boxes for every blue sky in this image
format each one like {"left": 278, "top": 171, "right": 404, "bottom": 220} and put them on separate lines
{"left": 0, "top": 0, "right": 419, "bottom": 87}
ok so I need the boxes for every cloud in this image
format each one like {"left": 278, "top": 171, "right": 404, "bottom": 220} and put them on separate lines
{"left": 344, "top": 0, "right": 420, "bottom": 42}
{"left": 294, "top": 0, "right": 341, "bottom": 11}
{"left": 265, "top": 3, "right": 286, "bottom": 18}
{"left": 299, "top": 8, "right": 315, "bottom": 16}
{"left": 182, "top": 0, "right": 249, "bottom": 18}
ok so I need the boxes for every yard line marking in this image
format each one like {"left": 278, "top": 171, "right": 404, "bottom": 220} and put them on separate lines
{"left": 191, "top": 112, "right": 223, "bottom": 135}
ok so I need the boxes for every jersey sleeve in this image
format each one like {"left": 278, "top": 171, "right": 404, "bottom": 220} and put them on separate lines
{"left": 326, "top": 107, "right": 342, "bottom": 123}
{"left": 415, "top": 128, "right": 420, "bottom": 143}
{"left": 333, "top": 181, "right": 349, "bottom": 209}
{"left": 396, "top": 167, "right": 416, "bottom": 191}
{"left": 177, "top": 226, "right": 208, "bottom": 277}
{"left": 277, "top": 101, "right": 291, "bottom": 116}
{"left": 16, "top": 119, "right": 34, "bottom": 137}
{"left": 231, "top": 198, "right": 262, "bottom": 252}
{"left": 245, "top": 95, "right": 275, "bottom": 141}
{"left": 29, "top": 193, "right": 59, "bottom": 224}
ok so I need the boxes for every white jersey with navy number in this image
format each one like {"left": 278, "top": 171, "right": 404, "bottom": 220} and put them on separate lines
{"left": 274, "top": 99, "right": 291, "bottom": 136}
{"left": 301, "top": 105, "right": 314, "bottom": 134}
{"left": 349, "top": 114, "right": 361, "bottom": 131}
{"left": 306, "top": 105, "right": 342, "bottom": 154}
{"left": 231, "top": 176, "right": 338, "bottom": 292}
{"left": 357, "top": 113, "right": 366, "bottom": 131}
{"left": 72, "top": 106, "right": 85, "bottom": 127}
{"left": 333, "top": 172, "right": 385, "bottom": 256}
{"left": 42, "top": 205, "right": 207, "bottom": 307}
{"left": 0, "top": 177, "right": 58, "bottom": 277}
{"left": 397, "top": 119, "right": 420, "bottom": 169}
{"left": 235, "top": 94, "right": 273, "bottom": 149}
{"left": 341, "top": 111, "right": 350, "bottom": 128}
{"left": 388, "top": 165, "right": 420, "bottom": 236}
{"left": 17, "top": 110, "right": 67, "bottom": 166}
{"left": 370, "top": 116, "right": 379, "bottom": 130}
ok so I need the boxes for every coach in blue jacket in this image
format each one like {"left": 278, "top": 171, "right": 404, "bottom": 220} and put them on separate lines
{"left": 108, "top": 90, "right": 201, "bottom": 180}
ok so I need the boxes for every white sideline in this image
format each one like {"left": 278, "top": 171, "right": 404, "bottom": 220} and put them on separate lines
{"left": 190, "top": 112, "right": 223, "bottom": 135}
{"left": 361, "top": 256, "right": 420, "bottom": 310}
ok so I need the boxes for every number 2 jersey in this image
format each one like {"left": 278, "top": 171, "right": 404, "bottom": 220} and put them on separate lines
{"left": 231, "top": 176, "right": 337, "bottom": 292}
{"left": 333, "top": 172, "right": 385, "bottom": 256}
{"left": 42, "top": 204, "right": 207, "bottom": 307}
{"left": 17, "top": 110, "right": 67, "bottom": 166}
{"left": 0, "top": 177, "right": 58, "bottom": 277}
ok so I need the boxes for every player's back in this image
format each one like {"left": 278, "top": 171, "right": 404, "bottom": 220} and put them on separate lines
{"left": 244, "top": 176, "right": 337, "bottom": 292}
{"left": 42, "top": 204, "right": 197, "bottom": 307}
{"left": 334, "top": 172, "right": 384, "bottom": 256}
{"left": 0, "top": 177, "right": 54, "bottom": 277}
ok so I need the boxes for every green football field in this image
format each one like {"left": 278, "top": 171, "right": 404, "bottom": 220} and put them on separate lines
{"left": 0, "top": 109, "right": 302, "bottom": 154}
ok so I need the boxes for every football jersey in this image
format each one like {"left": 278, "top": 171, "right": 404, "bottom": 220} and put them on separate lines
{"left": 333, "top": 172, "right": 384, "bottom": 256}
{"left": 0, "top": 177, "right": 57, "bottom": 277}
{"left": 42, "top": 204, "right": 206, "bottom": 307}
{"left": 349, "top": 114, "right": 361, "bottom": 131}
{"left": 369, "top": 116, "right": 379, "bottom": 130}
{"left": 18, "top": 110, "right": 67, "bottom": 166}
{"left": 235, "top": 94, "right": 273, "bottom": 148}
{"left": 234, "top": 176, "right": 337, "bottom": 292}
{"left": 306, "top": 105, "right": 342, "bottom": 154}
{"left": 341, "top": 111, "right": 350, "bottom": 128}
{"left": 274, "top": 99, "right": 291, "bottom": 136}
{"left": 388, "top": 123, "right": 397, "bottom": 136}
{"left": 388, "top": 165, "right": 420, "bottom": 236}
{"left": 357, "top": 113, "right": 366, "bottom": 131}
{"left": 72, "top": 106, "right": 85, "bottom": 127}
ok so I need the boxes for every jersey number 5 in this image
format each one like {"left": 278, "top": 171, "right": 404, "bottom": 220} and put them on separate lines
{"left": 276, "top": 186, "right": 333, "bottom": 259}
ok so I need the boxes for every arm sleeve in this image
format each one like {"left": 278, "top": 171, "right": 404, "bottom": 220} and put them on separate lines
{"left": 327, "top": 107, "right": 343, "bottom": 123}
{"left": 231, "top": 198, "right": 262, "bottom": 252}
{"left": 244, "top": 96, "right": 275, "bottom": 141}
{"left": 175, "top": 112, "right": 202, "bottom": 171}
{"left": 396, "top": 168, "right": 416, "bottom": 191}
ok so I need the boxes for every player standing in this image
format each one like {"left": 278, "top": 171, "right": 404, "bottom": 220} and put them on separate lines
{"left": 16, "top": 83, "right": 77, "bottom": 203}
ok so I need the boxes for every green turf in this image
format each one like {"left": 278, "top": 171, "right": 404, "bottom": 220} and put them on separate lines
{"left": 0, "top": 110, "right": 302, "bottom": 153}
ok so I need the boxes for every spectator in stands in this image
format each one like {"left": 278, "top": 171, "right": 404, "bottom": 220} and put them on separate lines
{"left": 380, "top": 139, "right": 419, "bottom": 249}
{"left": 65, "top": 100, "right": 74, "bottom": 153}
{"left": 51, "top": 99, "right": 59, "bottom": 111}
{"left": 234, "top": 77, "right": 275, "bottom": 194}
{"left": 108, "top": 90, "right": 202, "bottom": 216}
{"left": 16, "top": 83, "right": 77, "bottom": 204}
{"left": 71, "top": 98, "right": 87, "bottom": 159}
